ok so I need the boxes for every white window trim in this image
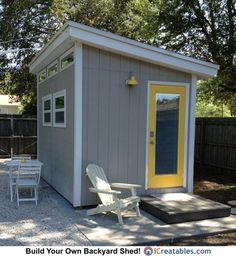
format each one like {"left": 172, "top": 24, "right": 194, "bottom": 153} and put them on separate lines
{"left": 47, "top": 59, "right": 58, "bottom": 79}
{"left": 59, "top": 48, "right": 74, "bottom": 72}
{"left": 42, "top": 94, "right": 52, "bottom": 126}
{"left": 53, "top": 89, "right": 66, "bottom": 128}
{"left": 38, "top": 69, "right": 46, "bottom": 84}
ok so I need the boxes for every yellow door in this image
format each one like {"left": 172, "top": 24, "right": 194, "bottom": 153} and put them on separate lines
{"left": 148, "top": 84, "right": 186, "bottom": 189}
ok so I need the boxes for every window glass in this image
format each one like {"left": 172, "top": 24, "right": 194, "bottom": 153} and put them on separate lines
{"left": 155, "top": 93, "right": 179, "bottom": 175}
{"left": 44, "top": 99, "right": 51, "bottom": 111}
{"left": 53, "top": 90, "right": 66, "bottom": 127}
{"left": 61, "top": 52, "right": 74, "bottom": 69}
{"left": 55, "top": 111, "right": 64, "bottom": 123}
{"left": 48, "top": 62, "right": 58, "bottom": 77}
{"left": 42, "top": 95, "right": 52, "bottom": 126}
{"left": 55, "top": 96, "right": 64, "bottom": 109}
{"left": 38, "top": 70, "right": 46, "bottom": 83}
{"left": 44, "top": 112, "right": 51, "bottom": 123}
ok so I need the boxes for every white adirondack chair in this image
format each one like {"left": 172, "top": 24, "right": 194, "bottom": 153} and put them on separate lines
{"left": 86, "top": 164, "right": 141, "bottom": 225}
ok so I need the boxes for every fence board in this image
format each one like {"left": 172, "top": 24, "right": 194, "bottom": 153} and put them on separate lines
{"left": 0, "top": 118, "right": 11, "bottom": 136}
{"left": 195, "top": 118, "right": 236, "bottom": 172}
{"left": 13, "top": 119, "right": 37, "bottom": 136}
{"left": 0, "top": 114, "right": 37, "bottom": 158}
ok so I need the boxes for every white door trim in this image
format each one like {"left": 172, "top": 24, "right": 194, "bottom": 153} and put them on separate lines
{"left": 145, "top": 81, "right": 190, "bottom": 190}
{"left": 186, "top": 75, "right": 197, "bottom": 193}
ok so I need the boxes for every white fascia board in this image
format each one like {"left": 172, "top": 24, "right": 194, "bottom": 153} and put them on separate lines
{"left": 68, "top": 23, "right": 219, "bottom": 78}
{"left": 30, "top": 21, "right": 219, "bottom": 78}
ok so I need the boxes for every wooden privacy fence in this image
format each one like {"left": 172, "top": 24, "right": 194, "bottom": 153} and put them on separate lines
{"left": 195, "top": 118, "right": 236, "bottom": 172}
{"left": 0, "top": 114, "right": 236, "bottom": 169}
{"left": 0, "top": 114, "right": 37, "bottom": 158}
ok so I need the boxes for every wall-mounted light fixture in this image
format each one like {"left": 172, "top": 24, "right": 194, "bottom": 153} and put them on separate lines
{"left": 126, "top": 74, "right": 138, "bottom": 87}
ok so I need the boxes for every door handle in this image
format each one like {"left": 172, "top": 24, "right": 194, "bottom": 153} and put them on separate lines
{"left": 150, "top": 131, "right": 155, "bottom": 138}
{"left": 150, "top": 140, "right": 155, "bottom": 145}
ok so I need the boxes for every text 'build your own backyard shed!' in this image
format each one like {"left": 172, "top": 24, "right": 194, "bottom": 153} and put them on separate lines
{"left": 30, "top": 21, "right": 219, "bottom": 207}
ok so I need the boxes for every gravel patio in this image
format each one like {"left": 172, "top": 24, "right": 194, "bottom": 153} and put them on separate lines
{"left": 1, "top": 160, "right": 236, "bottom": 246}
{"left": 0, "top": 160, "right": 91, "bottom": 246}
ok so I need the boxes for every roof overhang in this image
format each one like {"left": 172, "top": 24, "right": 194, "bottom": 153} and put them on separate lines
{"left": 30, "top": 21, "right": 219, "bottom": 78}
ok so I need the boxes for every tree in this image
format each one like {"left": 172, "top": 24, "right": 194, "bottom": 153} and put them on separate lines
{"left": 0, "top": 0, "right": 56, "bottom": 114}
{"left": 196, "top": 80, "right": 232, "bottom": 117}
{"left": 50, "top": 0, "right": 156, "bottom": 40}
{"left": 154, "top": 0, "right": 236, "bottom": 93}
{"left": 197, "top": 78, "right": 236, "bottom": 116}
{"left": 1, "top": 0, "right": 235, "bottom": 115}
{"left": 196, "top": 100, "right": 231, "bottom": 117}
{"left": 0, "top": 0, "right": 156, "bottom": 113}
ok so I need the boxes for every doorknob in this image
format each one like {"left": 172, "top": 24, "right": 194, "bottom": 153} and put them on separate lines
{"left": 150, "top": 131, "right": 154, "bottom": 137}
{"left": 150, "top": 140, "right": 155, "bottom": 145}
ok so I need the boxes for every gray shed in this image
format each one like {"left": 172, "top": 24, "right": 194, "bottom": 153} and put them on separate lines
{"left": 30, "top": 21, "right": 219, "bottom": 207}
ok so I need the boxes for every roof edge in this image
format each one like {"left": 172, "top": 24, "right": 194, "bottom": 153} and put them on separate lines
{"left": 30, "top": 21, "right": 219, "bottom": 77}
{"left": 68, "top": 21, "right": 219, "bottom": 70}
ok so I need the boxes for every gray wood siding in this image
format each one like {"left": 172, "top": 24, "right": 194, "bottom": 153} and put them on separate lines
{"left": 38, "top": 65, "right": 74, "bottom": 203}
{"left": 81, "top": 45, "right": 191, "bottom": 205}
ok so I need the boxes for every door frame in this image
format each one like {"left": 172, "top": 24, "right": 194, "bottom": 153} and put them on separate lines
{"left": 145, "top": 81, "right": 190, "bottom": 190}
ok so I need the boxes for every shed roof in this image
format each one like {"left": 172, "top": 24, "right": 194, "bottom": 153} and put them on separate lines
{"left": 30, "top": 21, "right": 219, "bottom": 78}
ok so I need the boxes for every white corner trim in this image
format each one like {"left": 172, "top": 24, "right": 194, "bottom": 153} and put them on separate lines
{"left": 183, "top": 84, "right": 190, "bottom": 189}
{"left": 53, "top": 89, "right": 66, "bottom": 128}
{"left": 187, "top": 75, "right": 197, "bottom": 193}
{"left": 42, "top": 94, "right": 52, "bottom": 127}
{"left": 37, "top": 82, "right": 40, "bottom": 160}
{"left": 73, "top": 42, "right": 83, "bottom": 207}
{"left": 145, "top": 81, "right": 190, "bottom": 190}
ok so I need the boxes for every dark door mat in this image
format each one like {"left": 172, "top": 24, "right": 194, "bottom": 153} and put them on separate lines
{"left": 140, "top": 194, "right": 231, "bottom": 224}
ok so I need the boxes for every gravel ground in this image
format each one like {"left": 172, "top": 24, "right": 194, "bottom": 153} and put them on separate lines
{"left": 0, "top": 162, "right": 91, "bottom": 246}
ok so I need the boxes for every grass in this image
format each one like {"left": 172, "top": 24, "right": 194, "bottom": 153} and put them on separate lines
{"left": 166, "top": 167, "right": 236, "bottom": 246}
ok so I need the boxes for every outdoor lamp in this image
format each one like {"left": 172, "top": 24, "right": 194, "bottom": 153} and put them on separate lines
{"left": 126, "top": 74, "right": 138, "bottom": 87}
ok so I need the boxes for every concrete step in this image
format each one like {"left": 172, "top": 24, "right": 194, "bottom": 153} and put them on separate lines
{"left": 140, "top": 193, "right": 231, "bottom": 224}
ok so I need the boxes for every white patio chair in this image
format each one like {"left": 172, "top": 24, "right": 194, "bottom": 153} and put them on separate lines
{"left": 9, "top": 169, "right": 17, "bottom": 202}
{"left": 8, "top": 155, "right": 31, "bottom": 202}
{"left": 12, "top": 155, "right": 31, "bottom": 160}
{"left": 86, "top": 164, "right": 141, "bottom": 225}
{"left": 15, "top": 166, "right": 41, "bottom": 206}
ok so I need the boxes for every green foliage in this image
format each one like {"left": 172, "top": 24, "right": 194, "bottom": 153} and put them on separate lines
{"left": 196, "top": 99, "right": 231, "bottom": 117}
{"left": 0, "top": 0, "right": 236, "bottom": 114}
{"left": 154, "top": 0, "right": 236, "bottom": 93}
{"left": 0, "top": 0, "right": 56, "bottom": 114}
{"left": 197, "top": 79, "right": 236, "bottom": 117}
{"left": 0, "top": 0, "right": 156, "bottom": 113}
{"left": 50, "top": 0, "right": 156, "bottom": 41}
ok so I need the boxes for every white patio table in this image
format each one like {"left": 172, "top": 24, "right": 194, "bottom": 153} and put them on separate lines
{"left": 4, "top": 159, "right": 43, "bottom": 201}
{"left": 4, "top": 159, "right": 43, "bottom": 168}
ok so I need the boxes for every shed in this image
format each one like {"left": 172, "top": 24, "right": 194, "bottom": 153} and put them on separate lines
{"left": 29, "top": 21, "right": 219, "bottom": 207}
